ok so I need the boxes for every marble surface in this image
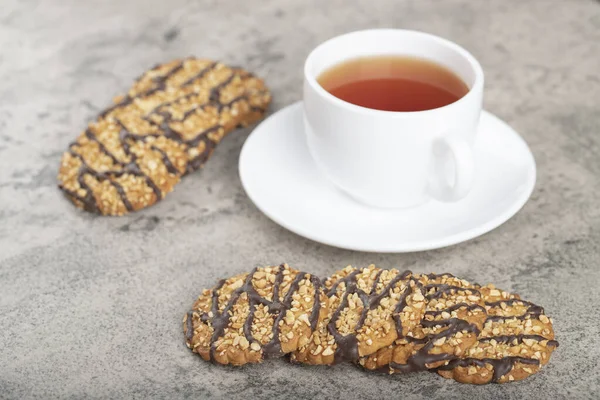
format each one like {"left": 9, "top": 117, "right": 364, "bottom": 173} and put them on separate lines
{"left": 1, "top": 0, "right": 599, "bottom": 398}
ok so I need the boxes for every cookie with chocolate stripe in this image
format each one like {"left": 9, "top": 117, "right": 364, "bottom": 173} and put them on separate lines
{"left": 183, "top": 264, "right": 327, "bottom": 366}
{"left": 131, "top": 60, "right": 270, "bottom": 172}
{"left": 291, "top": 265, "right": 426, "bottom": 365}
{"left": 436, "top": 285, "right": 558, "bottom": 384}
{"left": 58, "top": 58, "right": 271, "bottom": 215}
{"left": 359, "top": 273, "right": 487, "bottom": 373}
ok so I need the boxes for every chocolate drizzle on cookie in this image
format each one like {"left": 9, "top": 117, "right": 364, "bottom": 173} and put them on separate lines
{"left": 181, "top": 62, "right": 218, "bottom": 87}
{"left": 485, "top": 299, "right": 545, "bottom": 322}
{"left": 326, "top": 269, "right": 417, "bottom": 364}
{"left": 438, "top": 356, "right": 539, "bottom": 383}
{"left": 434, "top": 294, "right": 559, "bottom": 383}
{"left": 59, "top": 58, "right": 270, "bottom": 214}
{"left": 389, "top": 273, "right": 485, "bottom": 373}
{"left": 188, "top": 265, "right": 322, "bottom": 362}
{"left": 62, "top": 123, "right": 166, "bottom": 213}
{"left": 424, "top": 302, "right": 486, "bottom": 317}
{"left": 435, "top": 332, "right": 559, "bottom": 383}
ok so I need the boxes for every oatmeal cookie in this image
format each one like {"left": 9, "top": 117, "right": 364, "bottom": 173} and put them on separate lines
{"left": 360, "top": 273, "right": 487, "bottom": 373}
{"left": 291, "top": 265, "right": 426, "bottom": 365}
{"left": 183, "top": 264, "right": 326, "bottom": 366}
{"left": 436, "top": 285, "right": 558, "bottom": 384}
{"left": 58, "top": 58, "right": 271, "bottom": 215}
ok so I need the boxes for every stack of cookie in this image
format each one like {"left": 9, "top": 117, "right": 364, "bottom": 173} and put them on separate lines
{"left": 184, "top": 264, "right": 558, "bottom": 385}
{"left": 58, "top": 58, "right": 271, "bottom": 215}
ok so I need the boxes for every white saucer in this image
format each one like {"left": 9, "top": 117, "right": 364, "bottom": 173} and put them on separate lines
{"left": 239, "top": 102, "right": 536, "bottom": 252}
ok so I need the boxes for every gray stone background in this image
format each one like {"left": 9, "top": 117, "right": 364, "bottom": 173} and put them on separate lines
{"left": 1, "top": 0, "right": 599, "bottom": 398}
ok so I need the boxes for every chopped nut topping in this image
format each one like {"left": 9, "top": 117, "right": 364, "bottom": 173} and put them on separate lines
{"left": 59, "top": 59, "right": 271, "bottom": 215}
{"left": 250, "top": 342, "right": 261, "bottom": 352}
{"left": 185, "top": 264, "right": 323, "bottom": 365}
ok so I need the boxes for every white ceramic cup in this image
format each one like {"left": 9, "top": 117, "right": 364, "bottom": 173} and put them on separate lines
{"left": 303, "top": 29, "right": 483, "bottom": 208}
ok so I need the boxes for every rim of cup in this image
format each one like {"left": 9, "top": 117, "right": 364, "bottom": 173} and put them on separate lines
{"left": 303, "top": 28, "right": 484, "bottom": 116}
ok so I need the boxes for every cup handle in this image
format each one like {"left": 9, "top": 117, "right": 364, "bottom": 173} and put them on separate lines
{"left": 428, "top": 135, "right": 475, "bottom": 202}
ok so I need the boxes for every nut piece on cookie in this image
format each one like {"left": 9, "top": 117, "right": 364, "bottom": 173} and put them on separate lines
{"left": 183, "top": 264, "right": 326, "bottom": 366}
{"left": 360, "top": 273, "right": 487, "bottom": 373}
{"left": 436, "top": 288, "right": 558, "bottom": 384}
{"left": 58, "top": 58, "right": 271, "bottom": 215}
{"left": 292, "top": 265, "right": 425, "bottom": 365}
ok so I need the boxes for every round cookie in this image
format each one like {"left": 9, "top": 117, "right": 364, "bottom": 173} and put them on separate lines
{"left": 359, "top": 273, "right": 487, "bottom": 372}
{"left": 436, "top": 285, "right": 558, "bottom": 384}
{"left": 58, "top": 58, "right": 271, "bottom": 215}
{"left": 291, "top": 265, "right": 426, "bottom": 365}
{"left": 183, "top": 264, "right": 327, "bottom": 366}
